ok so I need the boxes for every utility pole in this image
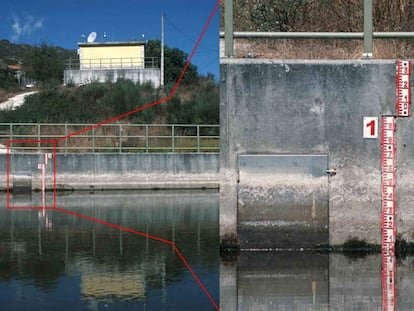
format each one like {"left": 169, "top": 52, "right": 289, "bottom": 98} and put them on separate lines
{"left": 363, "top": 0, "right": 373, "bottom": 58}
{"left": 224, "top": 0, "right": 234, "bottom": 57}
{"left": 161, "top": 13, "right": 165, "bottom": 88}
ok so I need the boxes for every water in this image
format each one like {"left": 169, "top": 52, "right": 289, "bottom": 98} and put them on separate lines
{"left": 1, "top": 191, "right": 414, "bottom": 310}
{"left": 0, "top": 191, "right": 220, "bottom": 311}
{"left": 223, "top": 252, "right": 414, "bottom": 310}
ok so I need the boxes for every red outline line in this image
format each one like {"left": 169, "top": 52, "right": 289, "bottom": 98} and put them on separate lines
{"left": 54, "top": 206, "right": 219, "bottom": 310}
{"left": 5, "top": 1, "right": 221, "bottom": 309}
{"left": 169, "top": 0, "right": 220, "bottom": 97}
{"left": 56, "top": 98, "right": 168, "bottom": 141}
{"left": 9, "top": 139, "right": 56, "bottom": 144}
{"left": 6, "top": 140, "right": 11, "bottom": 209}
{"left": 53, "top": 142, "right": 57, "bottom": 208}
{"left": 10, "top": 206, "right": 55, "bottom": 210}
{"left": 54, "top": 207, "right": 174, "bottom": 244}
{"left": 56, "top": 0, "right": 221, "bottom": 142}
{"left": 6, "top": 138, "right": 58, "bottom": 209}
{"left": 173, "top": 244, "right": 220, "bottom": 310}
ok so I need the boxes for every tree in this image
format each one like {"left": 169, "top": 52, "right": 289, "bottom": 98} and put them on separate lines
{"left": 145, "top": 40, "right": 199, "bottom": 85}
{"left": 23, "top": 42, "right": 64, "bottom": 85}
{"left": 166, "top": 76, "right": 219, "bottom": 124}
{"left": 0, "top": 59, "right": 19, "bottom": 90}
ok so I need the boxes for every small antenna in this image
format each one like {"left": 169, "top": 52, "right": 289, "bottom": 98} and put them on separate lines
{"left": 87, "top": 32, "right": 97, "bottom": 43}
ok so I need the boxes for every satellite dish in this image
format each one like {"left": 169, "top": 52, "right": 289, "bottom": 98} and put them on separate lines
{"left": 87, "top": 32, "right": 97, "bottom": 43}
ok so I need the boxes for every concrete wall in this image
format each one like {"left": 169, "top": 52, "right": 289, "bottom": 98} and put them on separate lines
{"left": 64, "top": 68, "right": 160, "bottom": 87}
{"left": 0, "top": 153, "right": 219, "bottom": 191}
{"left": 220, "top": 59, "right": 414, "bottom": 246}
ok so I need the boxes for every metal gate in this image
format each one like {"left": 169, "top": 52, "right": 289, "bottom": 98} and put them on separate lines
{"left": 237, "top": 154, "right": 329, "bottom": 250}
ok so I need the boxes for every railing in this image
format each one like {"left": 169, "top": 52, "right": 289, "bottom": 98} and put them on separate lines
{"left": 66, "top": 57, "right": 159, "bottom": 70}
{"left": 222, "top": 0, "right": 414, "bottom": 58}
{"left": 0, "top": 123, "right": 219, "bottom": 154}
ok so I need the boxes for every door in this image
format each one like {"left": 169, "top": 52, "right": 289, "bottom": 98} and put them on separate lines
{"left": 237, "top": 154, "right": 329, "bottom": 250}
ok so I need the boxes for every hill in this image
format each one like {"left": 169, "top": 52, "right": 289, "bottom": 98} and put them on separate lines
{"left": 0, "top": 40, "right": 76, "bottom": 93}
{"left": 0, "top": 39, "right": 76, "bottom": 67}
{"left": 0, "top": 40, "right": 218, "bottom": 125}
{"left": 0, "top": 39, "right": 218, "bottom": 125}
{"left": 0, "top": 78, "right": 218, "bottom": 125}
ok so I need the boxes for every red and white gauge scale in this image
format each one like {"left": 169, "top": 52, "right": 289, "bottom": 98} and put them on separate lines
{"left": 381, "top": 60, "right": 411, "bottom": 311}
{"left": 396, "top": 60, "right": 411, "bottom": 117}
{"left": 381, "top": 115, "right": 397, "bottom": 311}
{"left": 37, "top": 153, "right": 53, "bottom": 208}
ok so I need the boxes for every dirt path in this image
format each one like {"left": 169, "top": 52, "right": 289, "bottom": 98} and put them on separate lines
{"left": 0, "top": 91, "right": 38, "bottom": 111}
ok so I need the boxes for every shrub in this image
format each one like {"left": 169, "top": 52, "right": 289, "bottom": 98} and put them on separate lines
{"left": 222, "top": 0, "right": 414, "bottom": 59}
{"left": 0, "top": 76, "right": 219, "bottom": 125}
{"left": 166, "top": 76, "right": 219, "bottom": 125}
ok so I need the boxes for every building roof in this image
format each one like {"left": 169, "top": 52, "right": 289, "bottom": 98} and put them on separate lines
{"left": 78, "top": 41, "right": 146, "bottom": 47}
{"left": 7, "top": 64, "right": 22, "bottom": 70}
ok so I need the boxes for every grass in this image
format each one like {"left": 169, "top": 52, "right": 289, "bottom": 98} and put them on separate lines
{"left": 221, "top": 0, "right": 414, "bottom": 59}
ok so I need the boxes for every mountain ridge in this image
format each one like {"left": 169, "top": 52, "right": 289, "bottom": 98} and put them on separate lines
{"left": 0, "top": 39, "right": 76, "bottom": 68}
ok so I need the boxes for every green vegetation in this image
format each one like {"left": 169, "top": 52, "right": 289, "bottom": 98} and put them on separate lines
{"left": 221, "top": 0, "right": 414, "bottom": 58}
{"left": 145, "top": 40, "right": 198, "bottom": 85}
{"left": 331, "top": 236, "right": 414, "bottom": 258}
{"left": 166, "top": 77, "right": 219, "bottom": 124}
{"left": 0, "top": 40, "right": 75, "bottom": 93}
{"left": 0, "top": 39, "right": 74, "bottom": 66}
{"left": 395, "top": 234, "right": 414, "bottom": 257}
{"left": 219, "top": 236, "right": 414, "bottom": 260}
{"left": 228, "top": 0, "right": 414, "bottom": 34}
{"left": 219, "top": 236, "right": 240, "bottom": 258}
{"left": 341, "top": 237, "right": 380, "bottom": 258}
{"left": 0, "top": 40, "right": 218, "bottom": 125}
{"left": 0, "top": 65, "right": 19, "bottom": 91}
{"left": 23, "top": 42, "right": 65, "bottom": 87}
{"left": 0, "top": 77, "right": 218, "bottom": 124}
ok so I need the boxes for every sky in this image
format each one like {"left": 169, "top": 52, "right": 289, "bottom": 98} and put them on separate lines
{"left": 0, "top": 0, "right": 220, "bottom": 78}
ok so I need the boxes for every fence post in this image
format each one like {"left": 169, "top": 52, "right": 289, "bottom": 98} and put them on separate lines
{"left": 64, "top": 124, "right": 68, "bottom": 155}
{"left": 172, "top": 125, "right": 175, "bottom": 152}
{"left": 224, "top": 0, "right": 234, "bottom": 57}
{"left": 9, "top": 124, "right": 13, "bottom": 150}
{"left": 197, "top": 125, "right": 200, "bottom": 153}
{"left": 119, "top": 125, "right": 122, "bottom": 153}
{"left": 37, "top": 124, "right": 41, "bottom": 152}
{"left": 363, "top": 0, "right": 373, "bottom": 58}
{"left": 145, "top": 125, "right": 149, "bottom": 153}
{"left": 92, "top": 127, "right": 95, "bottom": 153}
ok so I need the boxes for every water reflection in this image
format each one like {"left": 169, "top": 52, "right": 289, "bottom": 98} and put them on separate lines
{"left": 0, "top": 191, "right": 219, "bottom": 311}
{"left": 2, "top": 191, "right": 414, "bottom": 310}
{"left": 221, "top": 252, "right": 329, "bottom": 311}
{"left": 221, "top": 252, "right": 414, "bottom": 311}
